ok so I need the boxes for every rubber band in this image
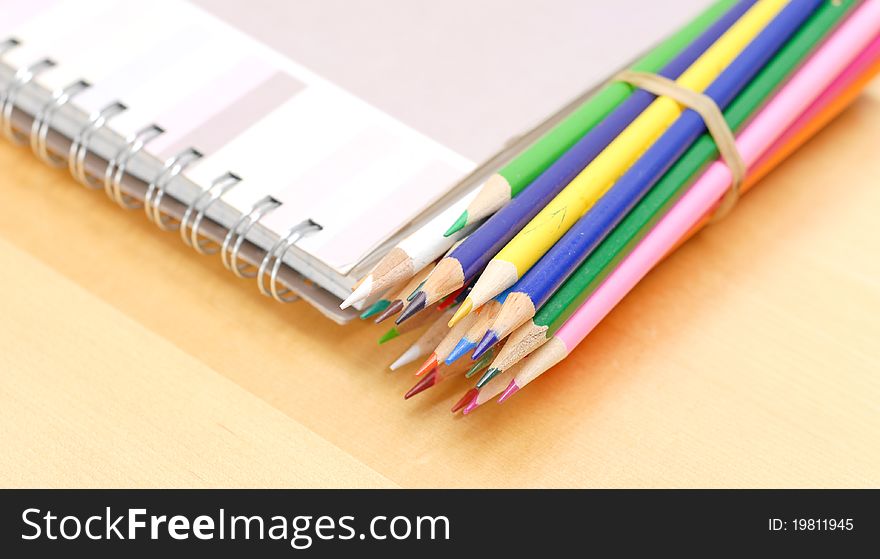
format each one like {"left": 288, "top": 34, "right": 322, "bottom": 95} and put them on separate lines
{"left": 614, "top": 69, "right": 745, "bottom": 221}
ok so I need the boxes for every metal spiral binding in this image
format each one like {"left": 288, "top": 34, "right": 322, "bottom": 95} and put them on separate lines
{"left": 1, "top": 39, "right": 315, "bottom": 309}
{"left": 104, "top": 124, "right": 163, "bottom": 209}
{"left": 220, "top": 196, "right": 280, "bottom": 278}
{"left": 68, "top": 101, "right": 126, "bottom": 188}
{"left": 1, "top": 58, "right": 55, "bottom": 144}
{"left": 30, "top": 79, "right": 89, "bottom": 166}
{"left": 256, "top": 221, "right": 321, "bottom": 303}
{"left": 179, "top": 172, "right": 241, "bottom": 253}
{"left": 143, "top": 148, "right": 201, "bottom": 230}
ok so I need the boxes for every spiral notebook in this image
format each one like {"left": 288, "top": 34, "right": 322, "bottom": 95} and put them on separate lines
{"left": 0, "top": 0, "right": 709, "bottom": 322}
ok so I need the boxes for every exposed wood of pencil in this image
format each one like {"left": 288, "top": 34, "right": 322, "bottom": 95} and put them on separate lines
{"left": 387, "top": 304, "right": 435, "bottom": 338}
{"left": 433, "top": 311, "right": 479, "bottom": 363}
{"left": 404, "top": 356, "right": 472, "bottom": 399}
{"left": 511, "top": 336, "right": 569, "bottom": 392}
{"left": 456, "top": 173, "right": 512, "bottom": 231}
{"left": 374, "top": 264, "right": 433, "bottom": 323}
{"left": 489, "top": 319, "right": 550, "bottom": 374}
{"left": 445, "top": 299, "right": 503, "bottom": 363}
{"left": 343, "top": 247, "right": 415, "bottom": 309}
{"left": 464, "top": 299, "right": 501, "bottom": 343}
{"left": 450, "top": 259, "right": 518, "bottom": 326}
{"left": 418, "top": 257, "right": 465, "bottom": 306}
{"left": 463, "top": 363, "right": 521, "bottom": 414}
{"left": 486, "top": 291, "right": 536, "bottom": 345}
{"left": 389, "top": 308, "right": 456, "bottom": 371}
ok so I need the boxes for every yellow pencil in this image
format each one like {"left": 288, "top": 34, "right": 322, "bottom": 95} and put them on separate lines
{"left": 449, "top": 0, "right": 787, "bottom": 326}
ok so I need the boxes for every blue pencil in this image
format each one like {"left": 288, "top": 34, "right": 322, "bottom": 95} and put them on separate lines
{"left": 444, "top": 289, "right": 511, "bottom": 364}
{"left": 395, "top": 0, "right": 755, "bottom": 325}
{"left": 472, "top": 0, "right": 822, "bottom": 361}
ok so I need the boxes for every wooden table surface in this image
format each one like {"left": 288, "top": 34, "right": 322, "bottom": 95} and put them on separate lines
{"left": 1, "top": 79, "right": 878, "bottom": 489}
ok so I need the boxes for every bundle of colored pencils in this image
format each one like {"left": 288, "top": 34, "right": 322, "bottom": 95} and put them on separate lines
{"left": 341, "top": 0, "right": 880, "bottom": 414}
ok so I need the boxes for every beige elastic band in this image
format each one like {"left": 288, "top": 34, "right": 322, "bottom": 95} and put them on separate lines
{"left": 614, "top": 70, "right": 744, "bottom": 221}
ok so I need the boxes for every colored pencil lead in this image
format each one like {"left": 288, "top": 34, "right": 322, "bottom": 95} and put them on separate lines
{"left": 448, "top": 296, "right": 502, "bottom": 364}
{"left": 443, "top": 212, "right": 469, "bottom": 237}
{"left": 396, "top": 291, "right": 427, "bottom": 324}
{"left": 471, "top": 330, "right": 498, "bottom": 360}
{"left": 451, "top": 388, "right": 479, "bottom": 413}
{"left": 374, "top": 265, "right": 434, "bottom": 323}
{"left": 389, "top": 308, "right": 457, "bottom": 371}
{"left": 378, "top": 327, "right": 401, "bottom": 345}
{"left": 414, "top": 353, "right": 439, "bottom": 377}
{"left": 486, "top": 320, "right": 548, "bottom": 377}
{"left": 342, "top": 248, "right": 415, "bottom": 310}
{"left": 447, "top": 298, "right": 473, "bottom": 327}
{"left": 359, "top": 298, "right": 390, "bottom": 319}
{"left": 466, "top": 352, "right": 494, "bottom": 378}
{"left": 446, "top": 338, "right": 476, "bottom": 365}
{"left": 340, "top": 277, "right": 373, "bottom": 309}
{"left": 418, "top": 258, "right": 466, "bottom": 309}
{"left": 476, "top": 367, "right": 502, "bottom": 389}
{"left": 466, "top": 364, "right": 520, "bottom": 413}
{"left": 373, "top": 300, "right": 404, "bottom": 323}
{"left": 407, "top": 280, "right": 426, "bottom": 301}
{"left": 497, "top": 381, "right": 520, "bottom": 403}
{"left": 446, "top": 174, "right": 514, "bottom": 236}
{"left": 404, "top": 369, "right": 438, "bottom": 399}
{"left": 457, "top": 261, "right": 517, "bottom": 321}
{"left": 390, "top": 347, "right": 420, "bottom": 371}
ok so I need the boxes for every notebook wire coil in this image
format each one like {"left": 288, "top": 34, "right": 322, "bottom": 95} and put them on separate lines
{"left": 220, "top": 196, "right": 280, "bottom": 278}
{"left": 101, "top": 124, "right": 163, "bottom": 209}
{"left": 30, "top": 79, "right": 89, "bottom": 166}
{"left": 1, "top": 57, "right": 55, "bottom": 144}
{"left": 68, "top": 101, "right": 126, "bottom": 188}
{"left": 256, "top": 220, "right": 321, "bottom": 303}
{"left": 180, "top": 171, "right": 241, "bottom": 254}
{"left": 144, "top": 147, "right": 201, "bottom": 230}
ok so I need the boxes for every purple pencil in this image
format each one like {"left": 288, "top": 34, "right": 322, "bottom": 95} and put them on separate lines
{"left": 394, "top": 0, "right": 754, "bottom": 325}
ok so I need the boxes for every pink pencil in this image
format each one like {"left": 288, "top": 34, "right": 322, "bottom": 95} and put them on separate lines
{"left": 500, "top": 1, "right": 880, "bottom": 401}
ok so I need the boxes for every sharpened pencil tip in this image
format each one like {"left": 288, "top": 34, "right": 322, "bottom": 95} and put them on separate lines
{"left": 497, "top": 381, "right": 519, "bottom": 403}
{"left": 476, "top": 367, "right": 500, "bottom": 389}
{"left": 374, "top": 300, "right": 404, "bottom": 323}
{"left": 397, "top": 292, "right": 426, "bottom": 325}
{"left": 414, "top": 353, "right": 438, "bottom": 377}
{"left": 472, "top": 330, "right": 499, "bottom": 360}
{"left": 406, "top": 280, "right": 426, "bottom": 301}
{"left": 444, "top": 212, "right": 468, "bottom": 237}
{"left": 378, "top": 327, "right": 400, "bottom": 345}
{"left": 359, "top": 298, "right": 391, "bottom": 320}
{"left": 404, "top": 370, "right": 438, "bottom": 399}
{"left": 462, "top": 398, "right": 479, "bottom": 415}
{"left": 448, "top": 298, "right": 473, "bottom": 327}
{"left": 465, "top": 352, "right": 493, "bottom": 378}
{"left": 389, "top": 346, "right": 420, "bottom": 371}
{"left": 340, "top": 276, "right": 373, "bottom": 309}
{"left": 452, "top": 388, "right": 479, "bottom": 413}
{"left": 445, "top": 338, "right": 476, "bottom": 365}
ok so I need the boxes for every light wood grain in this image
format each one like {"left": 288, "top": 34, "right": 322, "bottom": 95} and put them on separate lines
{"left": 0, "top": 240, "right": 394, "bottom": 488}
{"left": 0, "top": 80, "right": 877, "bottom": 488}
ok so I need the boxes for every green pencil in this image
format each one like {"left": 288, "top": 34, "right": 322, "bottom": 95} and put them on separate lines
{"left": 486, "top": 0, "right": 855, "bottom": 373}
{"left": 443, "top": 0, "right": 738, "bottom": 236}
